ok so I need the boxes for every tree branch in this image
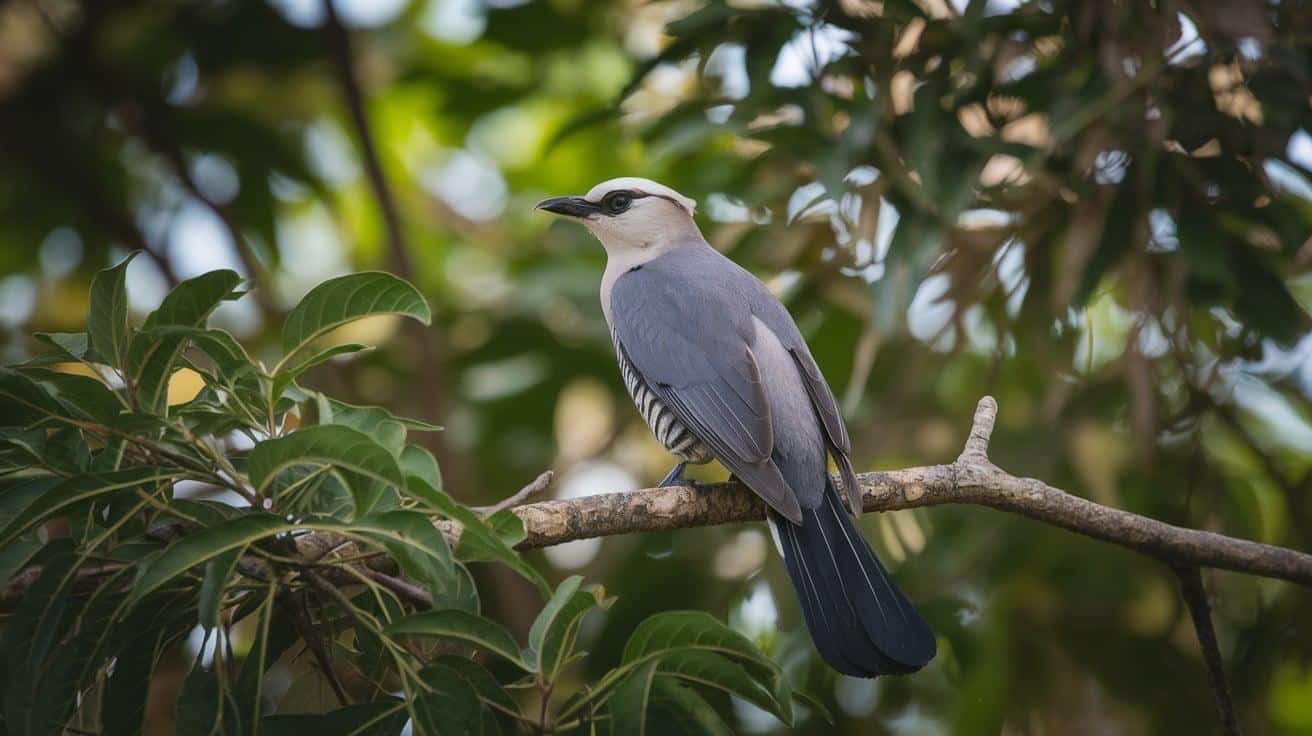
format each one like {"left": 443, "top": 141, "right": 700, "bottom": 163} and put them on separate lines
{"left": 6, "top": 397, "right": 1312, "bottom": 616}
{"left": 433, "top": 396, "right": 1312, "bottom": 588}
{"left": 1173, "top": 566, "right": 1240, "bottom": 735}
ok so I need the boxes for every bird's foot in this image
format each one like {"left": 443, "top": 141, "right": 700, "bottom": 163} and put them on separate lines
{"left": 658, "top": 461, "right": 688, "bottom": 488}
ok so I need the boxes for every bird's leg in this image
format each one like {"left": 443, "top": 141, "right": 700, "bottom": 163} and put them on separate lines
{"left": 658, "top": 461, "right": 688, "bottom": 488}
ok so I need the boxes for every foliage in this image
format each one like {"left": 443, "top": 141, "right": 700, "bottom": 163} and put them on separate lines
{"left": 0, "top": 263, "right": 803, "bottom": 734}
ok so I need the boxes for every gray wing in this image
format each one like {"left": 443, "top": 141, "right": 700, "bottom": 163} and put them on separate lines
{"left": 781, "top": 338, "right": 865, "bottom": 511}
{"left": 610, "top": 264, "right": 804, "bottom": 523}
{"left": 751, "top": 289, "right": 863, "bottom": 513}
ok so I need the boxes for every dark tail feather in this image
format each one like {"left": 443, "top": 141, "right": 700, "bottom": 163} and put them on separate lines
{"left": 772, "top": 481, "right": 936, "bottom": 677}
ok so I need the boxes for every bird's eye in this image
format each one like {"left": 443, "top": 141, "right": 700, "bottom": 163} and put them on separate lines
{"left": 603, "top": 192, "right": 633, "bottom": 214}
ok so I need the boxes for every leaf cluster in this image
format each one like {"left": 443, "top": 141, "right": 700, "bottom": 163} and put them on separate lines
{"left": 0, "top": 261, "right": 804, "bottom": 734}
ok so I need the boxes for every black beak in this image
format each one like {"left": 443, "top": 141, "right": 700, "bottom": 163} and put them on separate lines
{"left": 535, "top": 196, "right": 601, "bottom": 219}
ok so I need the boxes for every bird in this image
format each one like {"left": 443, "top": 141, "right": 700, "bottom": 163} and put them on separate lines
{"left": 536, "top": 177, "right": 936, "bottom": 677}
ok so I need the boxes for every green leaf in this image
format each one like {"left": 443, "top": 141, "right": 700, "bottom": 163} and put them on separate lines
{"left": 248, "top": 425, "right": 405, "bottom": 517}
{"left": 26, "top": 368, "right": 123, "bottom": 424}
{"left": 650, "top": 649, "right": 790, "bottom": 724}
{"left": 144, "top": 270, "right": 244, "bottom": 330}
{"left": 412, "top": 662, "right": 485, "bottom": 736}
{"left": 0, "top": 468, "right": 179, "bottom": 549}
{"left": 385, "top": 609, "right": 528, "bottom": 669}
{"left": 262, "top": 702, "right": 408, "bottom": 736}
{"left": 129, "top": 514, "right": 291, "bottom": 607}
{"left": 322, "top": 398, "right": 442, "bottom": 433}
{"left": 648, "top": 678, "right": 736, "bottom": 736}
{"left": 0, "top": 367, "right": 75, "bottom": 428}
{"left": 400, "top": 445, "right": 443, "bottom": 492}
{"left": 126, "top": 270, "right": 244, "bottom": 413}
{"left": 33, "top": 332, "right": 98, "bottom": 363}
{"left": 197, "top": 547, "right": 244, "bottom": 630}
{"left": 351, "top": 510, "right": 476, "bottom": 612}
{"left": 564, "top": 611, "right": 788, "bottom": 724}
{"left": 103, "top": 624, "right": 171, "bottom": 736}
{"left": 278, "top": 272, "right": 431, "bottom": 372}
{"left": 430, "top": 655, "right": 519, "bottom": 731}
{"left": 177, "top": 655, "right": 244, "bottom": 736}
{"left": 609, "top": 659, "right": 661, "bottom": 736}
{"left": 622, "top": 611, "right": 781, "bottom": 687}
{"left": 406, "top": 477, "right": 549, "bottom": 597}
{"left": 88, "top": 252, "right": 138, "bottom": 369}
{"left": 0, "top": 538, "right": 42, "bottom": 589}
{"left": 272, "top": 343, "right": 372, "bottom": 396}
{"left": 526, "top": 575, "right": 609, "bottom": 679}
{"left": 790, "top": 686, "right": 836, "bottom": 725}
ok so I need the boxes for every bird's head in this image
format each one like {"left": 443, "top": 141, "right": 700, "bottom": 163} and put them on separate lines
{"left": 536, "top": 177, "right": 699, "bottom": 257}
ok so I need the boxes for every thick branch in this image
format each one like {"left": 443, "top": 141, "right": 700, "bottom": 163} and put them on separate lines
{"left": 435, "top": 397, "right": 1312, "bottom": 588}
{"left": 6, "top": 398, "right": 1312, "bottom": 613}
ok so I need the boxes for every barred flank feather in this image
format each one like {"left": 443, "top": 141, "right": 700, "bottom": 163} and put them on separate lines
{"left": 614, "top": 339, "right": 710, "bottom": 463}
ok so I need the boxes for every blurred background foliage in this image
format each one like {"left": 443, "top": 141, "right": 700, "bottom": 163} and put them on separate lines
{"left": 1, "top": 0, "right": 1310, "bottom": 732}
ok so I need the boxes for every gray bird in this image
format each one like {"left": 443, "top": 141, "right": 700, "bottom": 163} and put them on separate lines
{"left": 537, "top": 177, "right": 936, "bottom": 677}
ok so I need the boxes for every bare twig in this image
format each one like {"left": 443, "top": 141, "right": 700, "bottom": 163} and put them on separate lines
{"left": 1174, "top": 566, "right": 1240, "bottom": 735}
{"left": 475, "top": 470, "right": 554, "bottom": 517}
{"left": 358, "top": 567, "right": 434, "bottom": 609}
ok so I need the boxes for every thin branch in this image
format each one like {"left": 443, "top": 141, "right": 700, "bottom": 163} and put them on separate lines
{"left": 433, "top": 396, "right": 1312, "bottom": 588}
{"left": 321, "top": 0, "right": 412, "bottom": 277}
{"left": 1174, "top": 566, "right": 1240, "bottom": 736}
{"left": 475, "top": 470, "right": 554, "bottom": 517}
{"left": 357, "top": 567, "right": 434, "bottom": 609}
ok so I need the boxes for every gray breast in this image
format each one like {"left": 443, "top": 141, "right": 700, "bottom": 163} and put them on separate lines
{"left": 613, "top": 337, "right": 712, "bottom": 464}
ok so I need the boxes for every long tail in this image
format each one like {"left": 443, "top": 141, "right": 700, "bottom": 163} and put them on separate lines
{"left": 771, "top": 480, "right": 936, "bottom": 677}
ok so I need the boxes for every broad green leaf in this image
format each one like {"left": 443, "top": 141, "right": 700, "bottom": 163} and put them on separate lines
{"left": 622, "top": 611, "right": 781, "bottom": 687}
{"left": 144, "top": 270, "right": 243, "bottom": 330}
{"left": 278, "top": 272, "right": 431, "bottom": 372}
{"left": 272, "top": 343, "right": 372, "bottom": 397}
{"left": 0, "top": 538, "right": 42, "bottom": 589}
{"left": 26, "top": 368, "right": 123, "bottom": 424}
{"left": 430, "top": 655, "right": 519, "bottom": 730}
{"left": 351, "top": 510, "right": 476, "bottom": 612}
{"left": 564, "top": 611, "right": 787, "bottom": 723}
{"left": 322, "top": 398, "right": 442, "bottom": 433}
{"left": 128, "top": 514, "right": 291, "bottom": 606}
{"left": 790, "top": 686, "right": 836, "bottom": 725}
{"left": 405, "top": 478, "right": 549, "bottom": 596}
{"left": 88, "top": 253, "right": 138, "bottom": 369}
{"left": 262, "top": 702, "right": 408, "bottom": 736}
{"left": 248, "top": 425, "right": 405, "bottom": 516}
{"left": 124, "top": 270, "right": 243, "bottom": 413}
{"left": 33, "top": 332, "right": 97, "bottom": 363}
{"left": 0, "top": 468, "right": 179, "bottom": 549}
{"left": 412, "top": 662, "right": 484, "bottom": 736}
{"left": 236, "top": 583, "right": 298, "bottom": 715}
{"left": 650, "top": 649, "right": 789, "bottom": 723}
{"left": 400, "top": 445, "right": 442, "bottom": 492}
{"left": 103, "top": 624, "right": 171, "bottom": 736}
{"left": 526, "top": 575, "right": 609, "bottom": 679}
{"left": 648, "top": 678, "right": 736, "bottom": 736}
{"left": 0, "top": 367, "right": 74, "bottom": 428}
{"left": 385, "top": 609, "right": 527, "bottom": 669}
{"left": 197, "top": 547, "right": 244, "bottom": 629}
{"left": 177, "top": 654, "right": 244, "bottom": 736}
{"left": 609, "top": 659, "right": 661, "bottom": 736}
